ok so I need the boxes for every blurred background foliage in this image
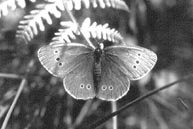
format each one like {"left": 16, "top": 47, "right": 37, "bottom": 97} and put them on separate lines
{"left": 0, "top": 0, "right": 193, "bottom": 129}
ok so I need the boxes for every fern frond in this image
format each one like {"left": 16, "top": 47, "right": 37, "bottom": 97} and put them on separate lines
{"left": 51, "top": 18, "right": 124, "bottom": 45}
{"left": 0, "top": 0, "right": 26, "bottom": 18}
{"left": 16, "top": 1, "right": 65, "bottom": 43}
{"left": 81, "top": 18, "right": 124, "bottom": 44}
{"left": 48, "top": 0, "right": 129, "bottom": 12}
{"left": 29, "top": 0, "right": 36, "bottom": 2}
{"left": 50, "top": 21, "right": 79, "bottom": 44}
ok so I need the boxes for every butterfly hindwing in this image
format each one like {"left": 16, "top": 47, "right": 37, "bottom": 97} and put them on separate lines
{"left": 96, "top": 55, "right": 130, "bottom": 101}
{"left": 63, "top": 55, "right": 96, "bottom": 100}
{"left": 38, "top": 43, "right": 92, "bottom": 78}
{"left": 104, "top": 45, "right": 157, "bottom": 80}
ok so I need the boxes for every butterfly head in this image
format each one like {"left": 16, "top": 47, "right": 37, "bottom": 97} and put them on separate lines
{"left": 94, "top": 43, "right": 104, "bottom": 64}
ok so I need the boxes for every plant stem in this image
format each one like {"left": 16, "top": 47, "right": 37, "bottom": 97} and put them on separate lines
{"left": 177, "top": 97, "right": 189, "bottom": 110}
{"left": 0, "top": 73, "right": 21, "bottom": 79}
{"left": 0, "top": 60, "right": 34, "bottom": 129}
{"left": 63, "top": 3, "right": 96, "bottom": 49}
{"left": 1, "top": 78, "right": 26, "bottom": 129}
{"left": 111, "top": 101, "right": 117, "bottom": 129}
{"left": 72, "top": 100, "right": 93, "bottom": 128}
{"left": 85, "top": 73, "right": 193, "bottom": 129}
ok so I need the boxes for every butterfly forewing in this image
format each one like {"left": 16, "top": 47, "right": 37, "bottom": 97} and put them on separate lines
{"left": 104, "top": 45, "right": 157, "bottom": 80}
{"left": 38, "top": 43, "right": 92, "bottom": 78}
{"left": 96, "top": 55, "right": 130, "bottom": 101}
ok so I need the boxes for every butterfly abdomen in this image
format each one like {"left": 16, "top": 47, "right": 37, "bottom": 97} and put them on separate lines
{"left": 93, "top": 62, "right": 101, "bottom": 87}
{"left": 93, "top": 46, "right": 103, "bottom": 87}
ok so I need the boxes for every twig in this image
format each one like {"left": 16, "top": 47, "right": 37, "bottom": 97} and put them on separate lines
{"left": 65, "top": 96, "right": 73, "bottom": 129}
{"left": 177, "top": 97, "right": 189, "bottom": 111}
{"left": 24, "top": 108, "right": 41, "bottom": 129}
{"left": 1, "top": 78, "right": 26, "bottom": 129}
{"left": 72, "top": 100, "right": 93, "bottom": 128}
{"left": 0, "top": 60, "right": 34, "bottom": 129}
{"left": 87, "top": 100, "right": 102, "bottom": 116}
{"left": 0, "top": 73, "right": 22, "bottom": 79}
{"left": 153, "top": 96, "right": 179, "bottom": 113}
{"left": 85, "top": 73, "right": 193, "bottom": 129}
{"left": 111, "top": 101, "right": 117, "bottom": 129}
{"left": 147, "top": 100, "right": 169, "bottom": 129}
{"left": 63, "top": 2, "right": 96, "bottom": 49}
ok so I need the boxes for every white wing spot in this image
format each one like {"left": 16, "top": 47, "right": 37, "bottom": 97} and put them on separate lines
{"left": 109, "top": 85, "right": 113, "bottom": 90}
{"left": 133, "top": 65, "right": 137, "bottom": 69}
{"left": 58, "top": 62, "right": 63, "bottom": 67}
{"left": 102, "top": 85, "right": 107, "bottom": 91}
{"left": 56, "top": 57, "right": 60, "bottom": 61}
{"left": 86, "top": 84, "right": 91, "bottom": 90}
{"left": 54, "top": 50, "right": 58, "bottom": 54}
{"left": 80, "top": 83, "right": 85, "bottom": 89}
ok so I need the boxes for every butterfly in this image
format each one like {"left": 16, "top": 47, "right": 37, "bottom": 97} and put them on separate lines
{"left": 37, "top": 42, "right": 157, "bottom": 101}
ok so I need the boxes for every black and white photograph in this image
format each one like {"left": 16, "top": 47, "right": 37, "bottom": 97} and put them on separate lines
{"left": 0, "top": 0, "right": 193, "bottom": 129}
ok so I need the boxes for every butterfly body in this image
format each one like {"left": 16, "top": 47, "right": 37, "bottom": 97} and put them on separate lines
{"left": 94, "top": 46, "right": 103, "bottom": 64}
{"left": 38, "top": 42, "right": 157, "bottom": 101}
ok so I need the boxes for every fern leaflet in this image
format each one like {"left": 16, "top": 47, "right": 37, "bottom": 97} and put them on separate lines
{"left": 48, "top": 0, "right": 129, "bottom": 12}
{"left": 51, "top": 17, "right": 123, "bottom": 45}
{"left": 16, "top": 1, "right": 65, "bottom": 43}
{"left": 81, "top": 17, "right": 124, "bottom": 44}
{"left": 0, "top": 0, "right": 37, "bottom": 18}
{"left": 0, "top": 0, "right": 25, "bottom": 18}
{"left": 50, "top": 21, "right": 79, "bottom": 44}
{"left": 16, "top": 0, "right": 128, "bottom": 43}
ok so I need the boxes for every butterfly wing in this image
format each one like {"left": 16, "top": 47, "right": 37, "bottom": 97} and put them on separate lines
{"left": 63, "top": 53, "right": 96, "bottom": 100}
{"left": 96, "top": 55, "right": 130, "bottom": 101}
{"left": 104, "top": 45, "right": 157, "bottom": 80}
{"left": 96, "top": 45, "right": 157, "bottom": 101}
{"left": 38, "top": 43, "right": 96, "bottom": 100}
{"left": 38, "top": 43, "right": 91, "bottom": 78}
